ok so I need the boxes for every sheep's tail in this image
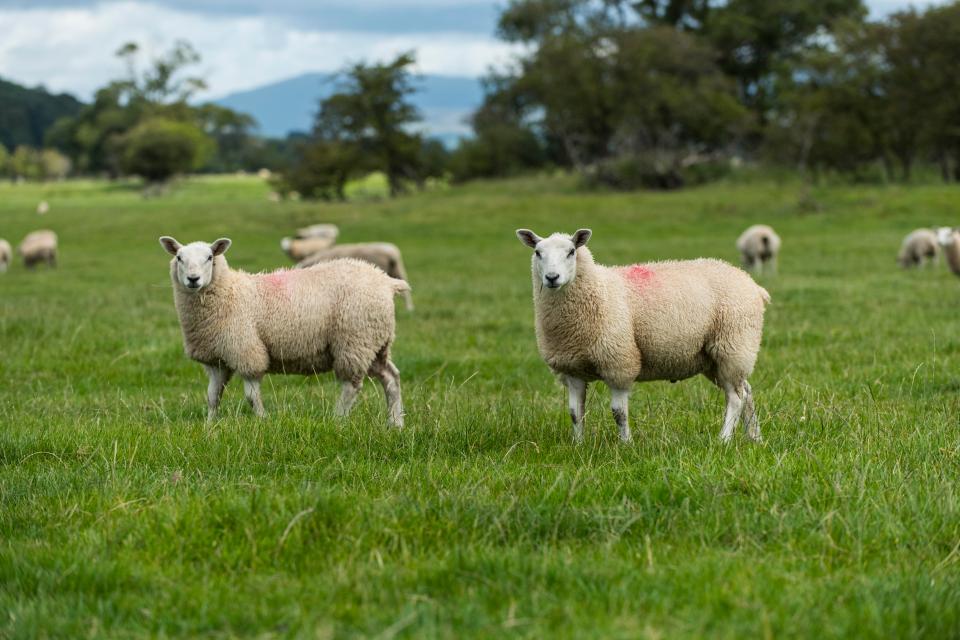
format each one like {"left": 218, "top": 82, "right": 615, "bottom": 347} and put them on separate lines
{"left": 761, "top": 235, "right": 770, "bottom": 249}
{"left": 758, "top": 285, "right": 771, "bottom": 305}
{"left": 390, "top": 278, "right": 411, "bottom": 294}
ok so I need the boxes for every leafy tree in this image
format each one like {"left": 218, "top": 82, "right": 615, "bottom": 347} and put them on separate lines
{"left": 287, "top": 52, "right": 424, "bottom": 198}
{"left": 0, "top": 77, "right": 82, "bottom": 151}
{"left": 120, "top": 118, "right": 211, "bottom": 184}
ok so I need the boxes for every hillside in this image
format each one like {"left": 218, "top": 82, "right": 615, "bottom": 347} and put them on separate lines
{"left": 214, "top": 72, "right": 484, "bottom": 143}
{"left": 1, "top": 174, "right": 959, "bottom": 636}
{"left": 0, "top": 77, "right": 82, "bottom": 150}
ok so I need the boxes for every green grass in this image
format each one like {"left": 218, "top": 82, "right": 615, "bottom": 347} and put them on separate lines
{"left": 2, "top": 173, "right": 960, "bottom": 638}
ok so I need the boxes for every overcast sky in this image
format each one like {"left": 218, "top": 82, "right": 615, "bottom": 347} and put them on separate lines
{"left": 0, "top": 0, "right": 946, "bottom": 100}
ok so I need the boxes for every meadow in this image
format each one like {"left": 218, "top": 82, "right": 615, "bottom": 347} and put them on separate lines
{"left": 1, "top": 173, "right": 959, "bottom": 638}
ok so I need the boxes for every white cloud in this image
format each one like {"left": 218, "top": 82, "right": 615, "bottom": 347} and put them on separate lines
{"left": 0, "top": 1, "right": 516, "bottom": 99}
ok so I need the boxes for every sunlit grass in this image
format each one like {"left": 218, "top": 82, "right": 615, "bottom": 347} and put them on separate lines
{"left": 1, "top": 173, "right": 959, "bottom": 637}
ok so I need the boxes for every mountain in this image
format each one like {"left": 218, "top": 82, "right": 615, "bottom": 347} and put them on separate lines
{"left": 0, "top": 77, "right": 83, "bottom": 151}
{"left": 214, "top": 72, "right": 484, "bottom": 144}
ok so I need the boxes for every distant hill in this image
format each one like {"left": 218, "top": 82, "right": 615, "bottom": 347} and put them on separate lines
{"left": 214, "top": 72, "right": 484, "bottom": 144}
{"left": 0, "top": 77, "right": 83, "bottom": 151}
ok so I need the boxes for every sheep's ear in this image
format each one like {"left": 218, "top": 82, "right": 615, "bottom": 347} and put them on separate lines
{"left": 516, "top": 229, "right": 542, "bottom": 249}
{"left": 159, "top": 236, "right": 181, "bottom": 255}
{"left": 211, "top": 238, "right": 232, "bottom": 256}
{"left": 572, "top": 229, "right": 592, "bottom": 248}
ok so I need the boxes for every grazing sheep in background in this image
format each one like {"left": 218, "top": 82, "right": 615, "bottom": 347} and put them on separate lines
{"left": 36, "top": 201, "right": 49, "bottom": 215}
{"left": 19, "top": 230, "right": 57, "bottom": 268}
{"left": 517, "top": 228, "right": 770, "bottom": 443}
{"left": 936, "top": 227, "right": 960, "bottom": 276}
{"left": 736, "top": 224, "right": 781, "bottom": 275}
{"left": 0, "top": 239, "right": 11, "bottom": 273}
{"left": 295, "top": 223, "right": 340, "bottom": 241}
{"left": 296, "top": 242, "right": 414, "bottom": 311}
{"left": 898, "top": 228, "right": 939, "bottom": 268}
{"left": 159, "top": 236, "right": 409, "bottom": 426}
{"left": 267, "top": 192, "right": 281, "bottom": 203}
{"left": 281, "top": 235, "right": 337, "bottom": 261}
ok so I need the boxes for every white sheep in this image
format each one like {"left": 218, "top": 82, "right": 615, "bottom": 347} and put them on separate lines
{"left": 19, "top": 230, "right": 57, "bottom": 268}
{"left": 36, "top": 201, "right": 49, "bottom": 215}
{"left": 295, "top": 223, "right": 340, "bottom": 241}
{"left": 736, "top": 224, "right": 781, "bottom": 274}
{"left": 517, "top": 228, "right": 770, "bottom": 443}
{"left": 280, "top": 235, "right": 337, "bottom": 261}
{"left": 296, "top": 242, "right": 414, "bottom": 311}
{"left": 0, "top": 239, "right": 11, "bottom": 273}
{"left": 936, "top": 227, "right": 960, "bottom": 276}
{"left": 159, "top": 236, "right": 410, "bottom": 426}
{"left": 898, "top": 228, "right": 939, "bottom": 268}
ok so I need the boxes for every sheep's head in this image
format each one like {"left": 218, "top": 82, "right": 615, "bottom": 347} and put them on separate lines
{"left": 936, "top": 227, "right": 957, "bottom": 247}
{"left": 516, "top": 228, "right": 591, "bottom": 290}
{"left": 159, "top": 236, "right": 231, "bottom": 292}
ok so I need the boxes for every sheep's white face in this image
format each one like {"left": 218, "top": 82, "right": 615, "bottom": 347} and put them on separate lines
{"left": 517, "top": 228, "right": 592, "bottom": 290}
{"left": 937, "top": 227, "right": 956, "bottom": 247}
{"left": 159, "top": 236, "right": 231, "bottom": 292}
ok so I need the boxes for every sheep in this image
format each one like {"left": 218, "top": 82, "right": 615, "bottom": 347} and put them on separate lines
{"left": 897, "top": 228, "right": 939, "bottom": 268}
{"left": 0, "top": 239, "right": 11, "bottom": 273}
{"left": 936, "top": 227, "right": 960, "bottom": 276}
{"left": 295, "top": 223, "right": 340, "bottom": 241}
{"left": 296, "top": 242, "right": 414, "bottom": 311}
{"left": 736, "top": 224, "right": 781, "bottom": 275}
{"left": 516, "top": 228, "right": 770, "bottom": 443}
{"left": 159, "top": 236, "right": 409, "bottom": 426}
{"left": 36, "top": 201, "right": 49, "bottom": 215}
{"left": 280, "top": 235, "right": 337, "bottom": 261}
{"left": 19, "top": 230, "right": 57, "bottom": 268}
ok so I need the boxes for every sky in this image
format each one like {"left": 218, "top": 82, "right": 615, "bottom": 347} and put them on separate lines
{"left": 0, "top": 0, "right": 947, "bottom": 100}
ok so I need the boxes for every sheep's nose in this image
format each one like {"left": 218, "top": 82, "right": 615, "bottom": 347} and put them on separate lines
{"left": 545, "top": 272, "right": 560, "bottom": 284}
{"left": 187, "top": 275, "right": 200, "bottom": 285}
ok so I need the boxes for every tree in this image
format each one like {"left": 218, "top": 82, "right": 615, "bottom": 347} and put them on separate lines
{"left": 287, "top": 52, "right": 425, "bottom": 198}
{"left": 120, "top": 118, "right": 211, "bottom": 184}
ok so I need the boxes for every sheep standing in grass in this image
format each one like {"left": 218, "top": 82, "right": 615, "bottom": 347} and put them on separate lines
{"left": 159, "top": 236, "right": 409, "bottom": 426}
{"left": 295, "top": 223, "right": 339, "bottom": 241}
{"left": 936, "top": 227, "right": 960, "bottom": 276}
{"left": 898, "top": 229, "right": 939, "bottom": 268}
{"left": 281, "top": 236, "right": 337, "bottom": 261}
{"left": 36, "top": 201, "right": 49, "bottom": 215}
{"left": 517, "top": 228, "right": 770, "bottom": 443}
{"left": 736, "top": 224, "right": 781, "bottom": 274}
{"left": 19, "top": 230, "right": 57, "bottom": 268}
{"left": 0, "top": 239, "right": 11, "bottom": 273}
{"left": 296, "top": 242, "right": 414, "bottom": 311}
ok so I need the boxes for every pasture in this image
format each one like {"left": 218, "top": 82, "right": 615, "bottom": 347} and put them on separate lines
{"left": 1, "top": 174, "right": 959, "bottom": 638}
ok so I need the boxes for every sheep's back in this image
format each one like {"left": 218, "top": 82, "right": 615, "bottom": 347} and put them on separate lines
{"left": 617, "top": 259, "right": 766, "bottom": 381}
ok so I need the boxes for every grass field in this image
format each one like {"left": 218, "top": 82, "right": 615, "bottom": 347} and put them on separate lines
{"left": 2, "top": 173, "right": 960, "bottom": 638}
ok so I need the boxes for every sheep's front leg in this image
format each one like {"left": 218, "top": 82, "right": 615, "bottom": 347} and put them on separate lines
{"left": 565, "top": 376, "right": 587, "bottom": 443}
{"left": 204, "top": 365, "right": 232, "bottom": 422}
{"left": 335, "top": 379, "right": 362, "bottom": 417}
{"left": 610, "top": 387, "right": 632, "bottom": 443}
{"left": 242, "top": 375, "right": 266, "bottom": 418}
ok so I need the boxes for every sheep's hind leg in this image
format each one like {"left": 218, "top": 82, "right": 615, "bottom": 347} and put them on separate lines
{"left": 204, "top": 365, "right": 232, "bottom": 422}
{"left": 370, "top": 359, "right": 404, "bottom": 428}
{"left": 242, "top": 376, "right": 266, "bottom": 418}
{"left": 610, "top": 387, "right": 632, "bottom": 443}
{"left": 565, "top": 376, "right": 587, "bottom": 443}
{"left": 335, "top": 379, "right": 362, "bottom": 417}
{"left": 719, "top": 382, "right": 744, "bottom": 442}
{"left": 740, "top": 381, "right": 761, "bottom": 441}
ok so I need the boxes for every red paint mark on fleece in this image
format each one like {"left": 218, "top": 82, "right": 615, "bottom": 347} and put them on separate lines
{"left": 617, "top": 264, "right": 656, "bottom": 289}
{"left": 261, "top": 269, "right": 299, "bottom": 296}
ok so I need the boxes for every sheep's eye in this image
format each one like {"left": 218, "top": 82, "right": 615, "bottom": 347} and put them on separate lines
{"left": 207, "top": 255, "right": 213, "bottom": 262}
{"left": 568, "top": 249, "right": 575, "bottom": 257}
{"left": 176, "top": 255, "right": 182, "bottom": 262}
{"left": 535, "top": 250, "right": 541, "bottom": 258}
